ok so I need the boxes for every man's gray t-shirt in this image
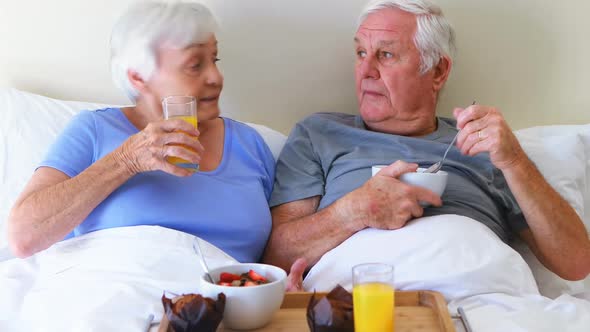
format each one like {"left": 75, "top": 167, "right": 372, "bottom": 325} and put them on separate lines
{"left": 270, "top": 112, "right": 528, "bottom": 243}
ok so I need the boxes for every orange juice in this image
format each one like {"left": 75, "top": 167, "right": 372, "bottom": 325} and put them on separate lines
{"left": 167, "top": 115, "right": 199, "bottom": 171}
{"left": 353, "top": 282, "right": 395, "bottom": 332}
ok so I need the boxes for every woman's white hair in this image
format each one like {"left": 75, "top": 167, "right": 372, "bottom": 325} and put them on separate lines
{"left": 358, "top": 0, "right": 456, "bottom": 74}
{"left": 110, "top": 1, "right": 218, "bottom": 101}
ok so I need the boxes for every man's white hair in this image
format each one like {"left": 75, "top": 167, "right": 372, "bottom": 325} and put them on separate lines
{"left": 110, "top": 1, "right": 219, "bottom": 101}
{"left": 358, "top": 0, "right": 456, "bottom": 74}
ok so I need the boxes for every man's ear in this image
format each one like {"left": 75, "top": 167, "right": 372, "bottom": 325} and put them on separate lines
{"left": 432, "top": 55, "right": 452, "bottom": 92}
{"left": 127, "top": 69, "right": 149, "bottom": 95}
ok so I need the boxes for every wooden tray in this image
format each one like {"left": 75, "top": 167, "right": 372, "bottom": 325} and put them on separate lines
{"left": 159, "top": 290, "right": 455, "bottom": 331}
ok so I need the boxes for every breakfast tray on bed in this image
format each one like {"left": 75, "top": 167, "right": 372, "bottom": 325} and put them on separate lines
{"left": 158, "top": 290, "right": 455, "bottom": 331}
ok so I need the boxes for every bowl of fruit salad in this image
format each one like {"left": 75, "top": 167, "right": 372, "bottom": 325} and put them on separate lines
{"left": 200, "top": 263, "right": 287, "bottom": 330}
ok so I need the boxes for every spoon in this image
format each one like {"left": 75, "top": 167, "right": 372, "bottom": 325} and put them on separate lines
{"left": 422, "top": 130, "right": 460, "bottom": 173}
{"left": 193, "top": 238, "right": 215, "bottom": 284}
{"left": 423, "top": 101, "right": 476, "bottom": 173}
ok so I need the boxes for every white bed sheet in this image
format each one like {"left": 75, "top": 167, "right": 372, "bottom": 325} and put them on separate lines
{"left": 0, "top": 226, "right": 237, "bottom": 332}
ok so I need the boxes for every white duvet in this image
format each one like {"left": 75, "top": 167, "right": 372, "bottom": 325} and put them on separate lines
{"left": 0, "top": 226, "right": 237, "bottom": 331}
{"left": 0, "top": 216, "right": 588, "bottom": 331}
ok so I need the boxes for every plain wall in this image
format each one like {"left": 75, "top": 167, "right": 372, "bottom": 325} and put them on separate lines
{"left": 1, "top": 0, "right": 589, "bottom": 134}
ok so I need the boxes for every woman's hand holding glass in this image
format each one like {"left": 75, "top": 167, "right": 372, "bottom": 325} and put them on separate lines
{"left": 116, "top": 119, "right": 204, "bottom": 177}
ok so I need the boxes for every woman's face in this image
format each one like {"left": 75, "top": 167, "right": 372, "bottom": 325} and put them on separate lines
{"left": 146, "top": 35, "right": 223, "bottom": 121}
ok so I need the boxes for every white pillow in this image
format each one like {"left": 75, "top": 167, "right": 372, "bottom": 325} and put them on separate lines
{"left": 0, "top": 88, "right": 285, "bottom": 251}
{"left": 515, "top": 130, "right": 587, "bottom": 223}
{"left": 511, "top": 239, "right": 586, "bottom": 298}
{"left": 0, "top": 89, "right": 107, "bottom": 250}
{"left": 516, "top": 124, "right": 590, "bottom": 230}
{"left": 245, "top": 122, "right": 286, "bottom": 161}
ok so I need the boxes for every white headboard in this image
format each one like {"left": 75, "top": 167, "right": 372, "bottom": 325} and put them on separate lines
{"left": 1, "top": 0, "right": 589, "bottom": 133}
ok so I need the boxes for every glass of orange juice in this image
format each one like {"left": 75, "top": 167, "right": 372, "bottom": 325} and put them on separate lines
{"left": 353, "top": 263, "right": 395, "bottom": 332}
{"left": 162, "top": 95, "right": 199, "bottom": 172}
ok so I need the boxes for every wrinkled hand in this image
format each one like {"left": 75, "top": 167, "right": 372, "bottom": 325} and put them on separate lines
{"left": 115, "top": 119, "right": 204, "bottom": 177}
{"left": 454, "top": 105, "right": 527, "bottom": 171}
{"left": 285, "top": 257, "right": 307, "bottom": 292}
{"left": 343, "top": 161, "right": 442, "bottom": 232}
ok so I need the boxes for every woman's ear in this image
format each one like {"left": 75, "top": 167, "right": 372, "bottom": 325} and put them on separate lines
{"left": 432, "top": 55, "right": 452, "bottom": 92}
{"left": 127, "top": 69, "right": 149, "bottom": 95}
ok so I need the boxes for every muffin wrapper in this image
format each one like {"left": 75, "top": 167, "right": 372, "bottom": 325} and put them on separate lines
{"left": 306, "top": 285, "right": 354, "bottom": 332}
{"left": 161, "top": 292, "right": 225, "bottom": 332}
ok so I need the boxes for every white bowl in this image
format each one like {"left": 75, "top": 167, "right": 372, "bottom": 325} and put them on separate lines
{"left": 200, "top": 263, "right": 287, "bottom": 330}
{"left": 372, "top": 166, "right": 448, "bottom": 204}
{"left": 399, "top": 168, "right": 448, "bottom": 197}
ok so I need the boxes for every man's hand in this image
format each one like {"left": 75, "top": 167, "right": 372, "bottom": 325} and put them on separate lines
{"left": 338, "top": 160, "right": 442, "bottom": 232}
{"left": 265, "top": 164, "right": 441, "bottom": 275}
{"left": 454, "top": 105, "right": 590, "bottom": 280}
{"left": 454, "top": 105, "right": 528, "bottom": 171}
{"left": 285, "top": 258, "right": 307, "bottom": 292}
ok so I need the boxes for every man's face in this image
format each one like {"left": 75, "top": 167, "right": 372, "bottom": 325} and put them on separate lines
{"left": 354, "top": 8, "right": 441, "bottom": 135}
{"left": 147, "top": 35, "right": 224, "bottom": 121}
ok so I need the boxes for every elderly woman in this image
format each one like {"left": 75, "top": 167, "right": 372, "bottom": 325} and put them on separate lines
{"left": 6, "top": 2, "right": 290, "bottom": 271}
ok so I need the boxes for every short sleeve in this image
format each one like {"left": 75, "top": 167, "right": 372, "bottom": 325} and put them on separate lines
{"left": 269, "top": 121, "right": 325, "bottom": 207}
{"left": 258, "top": 137, "right": 276, "bottom": 202}
{"left": 38, "top": 110, "right": 96, "bottom": 177}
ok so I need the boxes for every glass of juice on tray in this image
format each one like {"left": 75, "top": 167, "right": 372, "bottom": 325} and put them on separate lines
{"left": 162, "top": 95, "right": 199, "bottom": 172}
{"left": 353, "top": 263, "right": 395, "bottom": 332}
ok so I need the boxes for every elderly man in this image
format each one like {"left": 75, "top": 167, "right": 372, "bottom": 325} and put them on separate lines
{"left": 264, "top": 0, "right": 590, "bottom": 281}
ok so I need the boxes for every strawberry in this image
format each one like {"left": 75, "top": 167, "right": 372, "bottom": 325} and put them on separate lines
{"left": 248, "top": 269, "right": 267, "bottom": 282}
{"left": 219, "top": 272, "right": 241, "bottom": 283}
{"left": 244, "top": 281, "right": 258, "bottom": 287}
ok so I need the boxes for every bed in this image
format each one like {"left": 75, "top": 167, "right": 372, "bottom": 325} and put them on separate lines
{"left": 1, "top": 88, "right": 589, "bottom": 331}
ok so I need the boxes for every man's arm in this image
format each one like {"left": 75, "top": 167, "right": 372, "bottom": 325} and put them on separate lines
{"left": 263, "top": 196, "right": 358, "bottom": 272}
{"left": 263, "top": 161, "right": 442, "bottom": 272}
{"left": 505, "top": 159, "right": 590, "bottom": 280}
{"left": 455, "top": 105, "right": 590, "bottom": 280}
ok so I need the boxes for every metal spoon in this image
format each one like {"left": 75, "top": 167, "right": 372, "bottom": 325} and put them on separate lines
{"left": 423, "top": 130, "right": 461, "bottom": 173}
{"left": 143, "top": 314, "right": 154, "bottom": 332}
{"left": 458, "top": 307, "right": 474, "bottom": 332}
{"left": 423, "top": 101, "right": 476, "bottom": 174}
{"left": 193, "top": 238, "right": 215, "bottom": 284}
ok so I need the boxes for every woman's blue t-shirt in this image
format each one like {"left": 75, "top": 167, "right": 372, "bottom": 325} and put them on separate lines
{"left": 39, "top": 108, "right": 275, "bottom": 263}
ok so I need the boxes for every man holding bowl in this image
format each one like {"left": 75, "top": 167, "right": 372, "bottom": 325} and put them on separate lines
{"left": 264, "top": 0, "right": 590, "bottom": 282}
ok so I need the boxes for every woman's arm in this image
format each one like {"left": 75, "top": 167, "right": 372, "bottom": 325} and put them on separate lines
{"left": 8, "top": 119, "right": 203, "bottom": 258}
{"left": 8, "top": 154, "right": 133, "bottom": 258}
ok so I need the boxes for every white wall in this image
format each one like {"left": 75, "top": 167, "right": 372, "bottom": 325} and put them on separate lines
{"left": 1, "top": 0, "right": 589, "bottom": 134}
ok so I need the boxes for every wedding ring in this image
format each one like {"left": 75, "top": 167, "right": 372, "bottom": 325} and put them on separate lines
{"left": 477, "top": 130, "right": 483, "bottom": 141}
